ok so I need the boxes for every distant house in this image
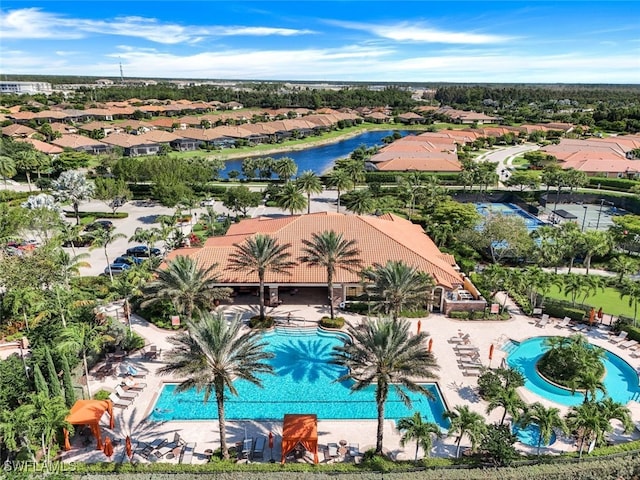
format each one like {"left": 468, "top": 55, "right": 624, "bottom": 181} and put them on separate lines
{"left": 364, "top": 112, "right": 391, "bottom": 124}
{"left": 1, "top": 124, "right": 37, "bottom": 138}
{"left": 51, "top": 134, "right": 111, "bottom": 154}
{"left": 101, "top": 132, "right": 160, "bottom": 156}
{"left": 396, "top": 112, "right": 425, "bottom": 125}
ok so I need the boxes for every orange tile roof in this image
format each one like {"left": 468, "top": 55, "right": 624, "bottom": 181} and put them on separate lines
{"left": 165, "top": 213, "right": 463, "bottom": 289}
{"left": 16, "top": 137, "right": 64, "bottom": 155}
{"left": 375, "top": 156, "right": 462, "bottom": 172}
{"left": 52, "top": 134, "right": 109, "bottom": 149}
{"left": 2, "top": 124, "right": 37, "bottom": 137}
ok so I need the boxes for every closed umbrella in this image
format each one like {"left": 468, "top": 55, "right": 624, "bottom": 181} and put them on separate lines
{"left": 489, "top": 344, "right": 495, "bottom": 367}
{"left": 125, "top": 436, "right": 133, "bottom": 460}
{"left": 103, "top": 437, "right": 114, "bottom": 460}
{"left": 268, "top": 431, "right": 274, "bottom": 462}
{"left": 427, "top": 338, "right": 433, "bottom": 353}
{"left": 589, "top": 308, "right": 595, "bottom": 326}
{"left": 597, "top": 307, "right": 603, "bottom": 320}
{"left": 417, "top": 320, "right": 422, "bottom": 335}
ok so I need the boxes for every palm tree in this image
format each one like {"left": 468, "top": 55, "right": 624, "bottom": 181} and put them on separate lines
{"left": 398, "top": 411, "right": 442, "bottom": 461}
{"left": 611, "top": 256, "right": 637, "bottom": 283}
{"left": 363, "top": 261, "right": 434, "bottom": 320}
{"left": 597, "top": 397, "right": 633, "bottom": 435}
{"left": 443, "top": 405, "right": 487, "bottom": 458}
{"left": 332, "top": 317, "right": 439, "bottom": 454}
{"left": 562, "top": 273, "right": 586, "bottom": 306}
{"left": 486, "top": 387, "right": 525, "bottom": 425}
{"left": 30, "top": 393, "right": 72, "bottom": 464}
{"left": 129, "top": 227, "right": 162, "bottom": 257}
{"left": 518, "top": 402, "right": 566, "bottom": 457}
{"left": 619, "top": 279, "right": 640, "bottom": 326}
{"left": 275, "top": 182, "right": 307, "bottom": 215}
{"left": 0, "top": 155, "right": 16, "bottom": 187}
{"left": 56, "top": 222, "right": 85, "bottom": 257}
{"left": 141, "top": 255, "right": 231, "bottom": 322}
{"left": 228, "top": 234, "right": 295, "bottom": 321}
{"left": 295, "top": 170, "right": 323, "bottom": 214}
{"left": 299, "top": 230, "right": 361, "bottom": 319}
{"left": 566, "top": 401, "right": 607, "bottom": 458}
{"left": 581, "top": 231, "right": 612, "bottom": 275}
{"left": 327, "top": 169, "right": 354, "bottom": 213}
{"left": 58, "top": 322, "right": 114, "bottom": 398}
{"left": 56, "top": 250, "right": 91, "bottom": 288}
{"left": 90, "top": 228, "right": 126, "bottom": 283}
{"left": 570, "top": 369, "right": 607, "bottom": 404}
{"left": 273, "top": 157, "right": 297, "bottom": 182}
{"left": 158, "top": 311, "right": 274, "bottom": 459}
{"left": 343, "top": 188, "right": 375, "bottom": 215}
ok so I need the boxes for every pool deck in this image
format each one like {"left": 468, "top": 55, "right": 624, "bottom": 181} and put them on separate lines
{"left": 59, "top": 296, "right": 640, "bottom": 465}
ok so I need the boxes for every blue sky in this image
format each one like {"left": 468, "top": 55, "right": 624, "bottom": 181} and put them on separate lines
{"left": 1, "top": 1, "right": 639, "bottom": 83}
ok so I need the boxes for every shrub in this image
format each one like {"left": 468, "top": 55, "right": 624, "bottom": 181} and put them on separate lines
{"left": 249, "top": 316, "right": 274, "bottom": 329}
{"left": 119, "top": 330, "right": 146, "bottom": 352}
{"left": 618, "top": 322, "right": 640, "bottom": 342}
{"left": 63, "top": 211, "right": 128, "bottom": 219}
{"left": 93, "top": 389, "right": 110, "bottom": 400}
{"left": 542, "top": 302, "right": 586, "bottom": 322}
{"left": 401, "top": 309, "right": 430, "bottom": 318}
{"left": 588, "top": 177, "right": 639, "bottom": 192}
{"left": 71, "top": 276, "right": 112, "bottom": 299}
{"left": 449, "top": 311, "right": 469, "bottom": 319}
{"left": 320, "top": 317, "right": 345, "bottom": 329}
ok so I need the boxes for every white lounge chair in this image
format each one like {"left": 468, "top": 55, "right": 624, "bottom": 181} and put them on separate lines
{"left": 327, "top": 443, "right": 339, "bottom": 458}
{"left": 241, "top": 438, "right": 253, "bottom": 459}
{"left": 609, "top": 331, "right": 628, "bottom": 344}
{"left": 115, "top": 385, "right": 137, "bottom": 400}
{"left": 620, "top": 339, "right": 638, "bottom": 349}
{"left": 155, "top": 432, "right": 184, "bottom": 458}
{"left": 448, "top": 333, "right": 471, "bottom": 344}
{"left": 108, "top": 392, "right": 132, "bottom": 408}
{"left": 571, "top": 323, "right": 587, "bottom": 332}
{"left": 556, "top": 317, "right": 571, "bottom": 328}
{"left": 536, "top": 315, "right": 549, "bottom": 328}
{"left": 179, "top": 442, "right": 196, "bottom": 464}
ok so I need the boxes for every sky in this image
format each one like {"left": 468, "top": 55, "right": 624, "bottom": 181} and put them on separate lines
{"left": 1, "top": 1, "right": 639, "bottom": 84}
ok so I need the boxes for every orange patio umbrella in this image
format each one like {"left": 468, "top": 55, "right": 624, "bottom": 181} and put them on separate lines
{"left": 589, "top": 308, "right": 596, "bottom": 326}
{"left": 103, "top": 437, "right": 114, "bottom": 460}
{"left": 489, "top": 344, "right": 494, "bottom": 360}
{"left": 427, "top": 338, "right": 433, "bottom": 353}
{"left": 125, "top": 436, "right": 133, "bottom": 460}
{"left": 417, "top": 320, "right": 422, "bottom": 335}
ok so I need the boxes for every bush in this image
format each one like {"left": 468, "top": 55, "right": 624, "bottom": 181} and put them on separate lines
{"left": 619, "top": 322, "right": 640, "bottom": 342}
{"left": 320, "top": 317, "right": 345, "bottom": 329}
{"left": 541, "top": 301, "right": 586, "bottom": 322}
{"left": 449, "top": 311, "right": 470, "bottom": 319}
{"left": 119, "top": 330, "right": 146, "bottom": 352}
{"left": 249, "top": 316, "right": 274, "bottom": 329}
{"left": 588, "top": 177, "right": 639, "bottom": 192}
{"left": 401, "top": 309, "right": 430, "bottom": 318}
{"left": 63, "top": 211, "right": 129, "bottom": 219}
{"left": 93, "top": 389, "right": 110, "bottom": 400}
{"left": 71, "top": 276, "right": 112, "bottom": 299}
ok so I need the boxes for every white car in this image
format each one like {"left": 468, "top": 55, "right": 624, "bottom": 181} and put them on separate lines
{"left": 201, "top": 199, "right": 216, "bottom": 207}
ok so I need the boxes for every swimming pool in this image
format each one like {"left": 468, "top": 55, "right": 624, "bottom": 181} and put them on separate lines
{"left": 513, "top": 423, "right": 557, "bottom": 447}
{"left": 150, "top": 328, "right": 450, "bottom": 427}
{"left": 476, "top": 203, "right": 546, "bottom": 232}
{"left": 505, "top": 336, "right": 640, "bottom": 407}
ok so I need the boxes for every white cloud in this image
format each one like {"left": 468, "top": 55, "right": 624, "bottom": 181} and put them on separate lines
{"left": 329, "top": 20, "right": 510, "bottom": 44}
{"left": 0, "top": 8, "right": 314, "bottom": 44}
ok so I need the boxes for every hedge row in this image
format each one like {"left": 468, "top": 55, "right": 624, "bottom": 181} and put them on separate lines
{"left": 448, "top": 310, "right": 509, "bottom": 320}
{"left": 63, "top": 211, "right": 129, "bottom": 219}
{"left": 538, "top": 300, "right": 587, "bottom": 322}
{"left": 0, "top": 190, "right": 33, "bottom": 203}
{"left": 364, "top": 172, "right": 460, "bottom": 184}
{"left": 587, "top": 176, "right": 639, "bottom": 192}
{"left": 619, "top": 322, "right": 640, "bottom": 342}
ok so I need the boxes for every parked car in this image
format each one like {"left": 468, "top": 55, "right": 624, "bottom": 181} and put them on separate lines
{"left": 62, "top": 237, "right": 93, "bottom": 247}
{"left": 104, "top": 263, "right": 131, "bottom": 275}
{"left": 113, "top": 256, "right": 144, "bottom": 266}
{"left": 126, "top": 245, "right": 162, "bottom": 257}
{"left": 85, "top": 220, "right": 114, "bottom": 232}
{"left": 200, "top": 198, "right": 216, "bottom": 207}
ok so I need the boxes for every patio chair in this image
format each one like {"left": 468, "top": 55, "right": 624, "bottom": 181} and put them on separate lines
{"left": 108, "top": 392, "right": 132, "bottom": 408}
{"left": 448, "top": 333, "right": 471, "bottom": 344}
{"left": 620, "top": 339, "right": 639, "bottom": 349}
{"left": 556, "top": 317, "right": 572, "bottom": 328}
{"left": 122, "top": 378, "right": 147, "bottom": 391}
{"left": 536, "top": 314, "right": 549, "bottom": 328}
{"left": 571, "top": 323, "right": 587, "bottom": 332}
{"left": 348, "top": 443, "right": 360, "bottom": 457}
{"left": 458, "top": 361, "right": 483, "bottom": 370}
{"left": 155, "top": 432, "right": 184, "bottom": 458}
{"left": 252, "top": 435, "right": 266, "bottom": 459}
{"left": 608, "top": 331, "right": 628, "bottom": 344}
{"left": 115, "top": 385, "right": 138, "bottom": 400}
{"left": 137, "top": 438, "right": 166, "bottom": 459}
{"left": 143, "top": 345, "right": 158, "bottom": 360}
{"left": 327, "top": 443, "right": 339, "bottom": 458}
{"left": 454, "top": 346, "right": 479, "bottom": 353}
{"left": 462, "top": 369, "right": 480, "bottom": 377}
{"left": 241, "top": 438, "right": 253, "bottom": 459}
{"left": 179, "top": 442, "right": 196, "bottom": 464}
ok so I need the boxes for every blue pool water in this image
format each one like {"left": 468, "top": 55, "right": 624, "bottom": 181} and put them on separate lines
{"left": 476, "top": 203, "right": 547, "bottom": 232}
{"left": 221, "top": 130, "right": 410, "bottom": 178}
{"left": 506, "top": 336, "right": 640, "bottom": 407}
{"left": 513, "top": 423, "right": 556, "bottom": 447}
{"left": 150, "top": 328, "right": 449, "bottom": 427}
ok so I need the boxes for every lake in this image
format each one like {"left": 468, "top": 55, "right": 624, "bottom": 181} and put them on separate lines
{"left": 220, "top": 130, "right": 410, "bottom": 178}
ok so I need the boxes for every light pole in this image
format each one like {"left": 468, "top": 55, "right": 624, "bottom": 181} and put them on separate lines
{"left": 596, "top": 199, "right": 614, "bottom": 231}
{"left": 581, "top": 205, "right": 588, "bottom": 232}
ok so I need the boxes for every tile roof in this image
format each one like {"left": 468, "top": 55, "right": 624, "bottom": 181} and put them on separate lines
{"left": 101, "top": 132, "right": 158, "bottom": 148}
{"left": 165, "top": 213, "right": 463, "bottom": 289}
{"left": 2, "top": 124, "right": 37, "bottom": 137}
{"left": 52, "top": 134, "right": 109, "bottom": 149}
{"left": 16, "top": 137, "right": 64, "bottom": 155}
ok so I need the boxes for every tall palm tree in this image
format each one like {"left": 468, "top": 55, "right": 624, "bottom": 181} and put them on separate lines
{"left": 58, "top": 322, "right": 114, "bottom": 398}
{"left": 30, "top": 393, "right": 72, "bottom": 464}
{"left": 141, "top": 255, "right": 231, "bottom": 323}
{"left": 581, "top": 230, "right": 612, "bottom": 275}
{"left": 398, "top": 411, "right": 442, "bottom": 461}
{"left": 275, "top": 182, "right": 307, "bottom": 215}
{"left": 570, "top": 369, "right": 607, "bottom": 404}
{"left": 158, "top": 311, "right": 274, "bottom": 459}
{"left": 518, "top": 402, "right": 566, "bottom": 457}
{"left": 443, "top": 405, "right": 487, "bottom": 458}
{"left": 562, "top": 273, "right": 586, "bottom": 306}
{"left": 566, "top": 401, "right": 607, "bottom": 458}
{"left": 273, "top": 157, "right": 297, "bottom": 182}
{"left": 90, "top": 228, "right": 126, "bottom": 283}
{"left": 295, "top": 170, "right": 323, "bottom": 214}
{"left": 597, "top": 397, "right": 633, "bottom": 435}
{"left": 129, "top": 227, "right": 162, "bottom": 257}
{"left": 619, "top": 279, "right": 640, "bottom": 326}
{"left": 228, "top": 234, "right": 295, "bottom": 321}
{"left": 343, "top": 188, "right": 375, "bottom": 215}
{"left": 486, "top": 387, "right": 525, "bottom": 425}
{"left": 611, "top": 256, "right": 637, "bottom": 283}
{"left": 56, "top": 250, "right": 91, "bottom": 288}
{"left": 327, "top": 169, "right": 354, "bottom": 213}
{"left": 0, "top": 155, "right": 16, "bottom": 187}
{"left": 332, "top": 317, "right": 439, "bottom": 455}
{"left": 363, "top": 261, "right": 434, "bottom": 320}
{"left": 299, "top": 230, "right": 361, "bottom": 319}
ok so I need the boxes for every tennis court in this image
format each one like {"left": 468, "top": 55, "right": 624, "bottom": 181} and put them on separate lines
{"left": 551, "top": 202, "right": 625, "bottom": 232}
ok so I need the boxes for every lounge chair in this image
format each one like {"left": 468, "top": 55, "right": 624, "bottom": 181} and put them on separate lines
{"left": 454, "top": 346, "right": 479, "bottom": 353}
{"left": 609, "top": 331, "right": 628, "bottom": 344}
{"left": 108, "top": 392, "right": 132, "bottom": 408}
{"left": 137, "top": 438, "right": 166, "bottom": 459}
{"left": 620, "top": 339, "right": 639, "bottom": 349}
{"left": 327, "top": 442, "right": 339, "bottom": 458}
{"left": 143, "top": 345, "right": 159, "bottom": 360}
{"left": 536, "top": 314, "right": 549, "bottom": 328}
{"left": 458, "top": 362, "right": 483, "bottom": 370}
{"left": 448, "top": 333, "right": 471, "bottom": 344}
{"left": 252, "top": 435, "right": 266, "bottom": 459}
{"left": 571, "top": 323, "right": 587, "bottom": 332}
{"left": 179, "top": 442, "right": 196, "bottom": 464}
{"left": 241, "top": 438, "right": 253, "bottom": 459}
{"left": 155, "top": 432, "right": 184, "bottom": 458}
{"left": 115, "top": 385, "right": 138, "bottom": 400}
{"left": 462, "top": 369, "right": 480, "bottom": 377}
{"left": 122, "top": 378, "right": 147, "bottom": 391}
{"left": 556, "top": 317, "right": 571, "bottom": 328}
{"left": 349, "top": 443, "right": 360, "bottom": 457}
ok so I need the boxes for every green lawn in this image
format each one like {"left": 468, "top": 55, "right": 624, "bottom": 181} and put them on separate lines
{"left": 545, "top": 283, "right": 636, "bottom": 319}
